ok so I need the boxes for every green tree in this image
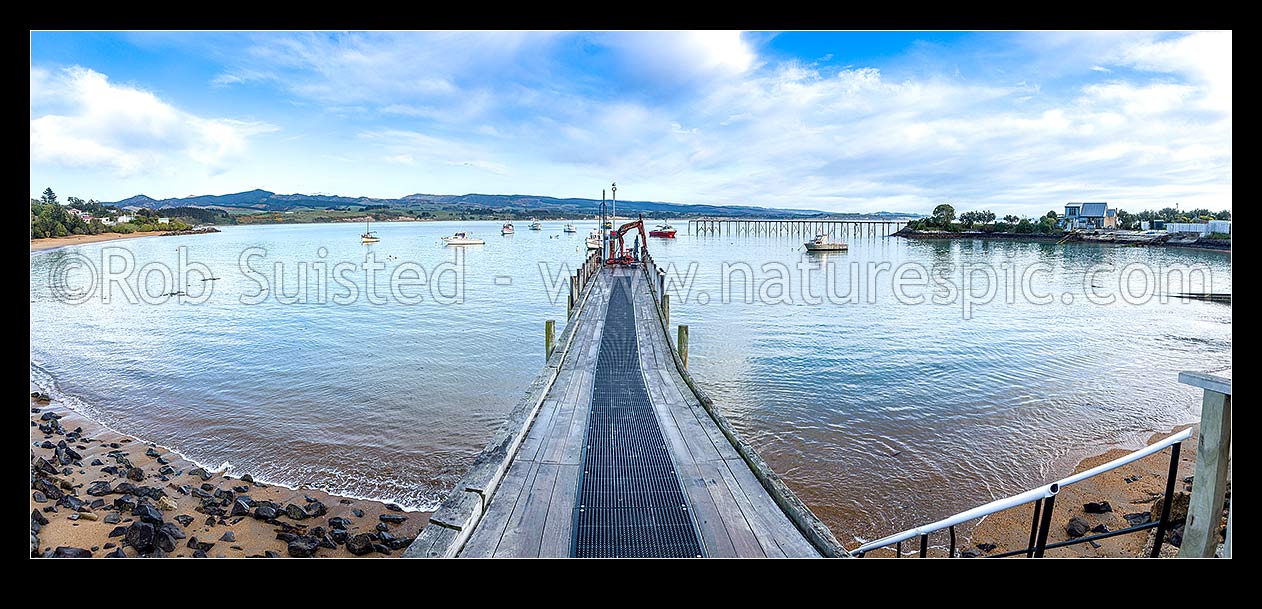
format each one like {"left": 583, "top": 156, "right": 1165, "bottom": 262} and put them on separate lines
{"left": 41, "top": 188, "right": 57, "bottom": 205}
{"left": 1215, "top": 210, "right": 1231, "bottom": 220}
{"left": 1003, "top": 214, "right": 1020, "bottom": 224}
{"left": 931, "top": 204, "right": 956, "bottom": 228}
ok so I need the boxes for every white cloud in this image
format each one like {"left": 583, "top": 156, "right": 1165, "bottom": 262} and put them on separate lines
{"left": 30, "top": 67, "right": 275, "bottom": 176}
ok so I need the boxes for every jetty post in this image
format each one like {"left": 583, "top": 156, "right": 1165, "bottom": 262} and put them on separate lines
{"left": 1178, "top": 371, "right": 1232, "bottom": 557}
{"left": 545, "top": 319, "right": 556, "bottom": 359}
{"left": 678, "top": 325, "right": 689, "bottom": 369}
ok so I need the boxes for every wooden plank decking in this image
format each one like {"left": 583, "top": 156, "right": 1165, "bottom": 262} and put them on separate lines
{"left": 447, "top": 267, "right": 821, "bottom": 557}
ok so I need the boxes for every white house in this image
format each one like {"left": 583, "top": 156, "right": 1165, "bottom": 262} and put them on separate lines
{"left": 116, "top": 214, "right": 135, "bottom": 223}
{"left": 157, "top": 217, "right": 170, "bottom": 224}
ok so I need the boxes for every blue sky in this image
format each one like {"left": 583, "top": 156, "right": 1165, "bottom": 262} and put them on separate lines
{"left": 30, "top": 31, "right": 1232, "bottom": 214}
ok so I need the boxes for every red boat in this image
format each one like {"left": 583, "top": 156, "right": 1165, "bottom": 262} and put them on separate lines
{"left": 649, "top": 223, "right": 677, "bottom": 238}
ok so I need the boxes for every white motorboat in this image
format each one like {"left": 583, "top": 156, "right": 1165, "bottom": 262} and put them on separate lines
{"left": 586, "top": 229, "right": 602, "bottom": 250}
{"left": 529, "top": 219, "right": 543, "bottom": 230}
{"left": 804, "top": 233, "right": 847, "bottom": 251}
{"left": 442, "top": 231, "right": 485, "bottom": 246}
{"left": 563, "top": 223, "right": 577, "bottom": 233}
{"left": 501, "top": 222, "right": 515, "bottom": 235}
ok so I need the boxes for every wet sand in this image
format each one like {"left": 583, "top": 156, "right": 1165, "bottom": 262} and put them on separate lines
{"left": 966, "top": 426, "right": 1198, "bottom": 558}
{"left": 30, "top": 397, "right": 430, "bottom": 558}
{"left": 31, "top": 232, "right": 168, "bottom": 252}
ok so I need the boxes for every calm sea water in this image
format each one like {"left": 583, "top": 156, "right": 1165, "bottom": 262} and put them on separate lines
{"left": 29, "top": 221, "right": 1231, "bottom": 542}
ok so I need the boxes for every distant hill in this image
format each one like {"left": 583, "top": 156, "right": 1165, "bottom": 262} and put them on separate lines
{"left": 109, "top": 189, "right": 921, "bottom": 219}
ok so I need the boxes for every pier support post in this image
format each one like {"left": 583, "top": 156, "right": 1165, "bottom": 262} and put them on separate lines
{"left": 662, "top": 294, "right": 670, "bottom": 326}
{"left": 1178, "top": 371, "right": 1232, "bottom": 557}
{"left": 678, "top": 325, "right": 689, "bottom": 369}
{"left": 545, "top": 319, "right": 556, "bottom": 359}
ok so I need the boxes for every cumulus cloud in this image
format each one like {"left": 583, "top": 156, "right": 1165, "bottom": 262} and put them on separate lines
{"left": 30, "top": 67, "right": 275, "bottom": 176}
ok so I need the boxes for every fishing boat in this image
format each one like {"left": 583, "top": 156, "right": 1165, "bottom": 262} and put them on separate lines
{"left": 804, "top": 233, "right": 847, "bottom": 251}
{"left": 586, "top": 229, "right": 602, "bottom": 250}
{"left": 501, "top": 222, "right": 515, "bottom": 235}
{"left": 360, "top": 219, "right": 380, "bottom": 243}
{"left": 649, "top": 223, "right": 676, "bottom": 238}
{"left": 442, "top": 231, "right": 485, "bottom": 246}
{"left": 529, "top": 219, "right": 543, "bottom": 230}
{"left": 563, "top": 223, "right": 577, "bottom": 233}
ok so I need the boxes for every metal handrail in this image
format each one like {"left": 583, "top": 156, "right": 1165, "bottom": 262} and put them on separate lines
{"left": 850, "top": 427, "right": 1192, "bottom": 557}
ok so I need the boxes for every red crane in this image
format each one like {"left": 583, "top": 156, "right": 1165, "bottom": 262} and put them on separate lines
{"left": 605, "top": 216, "right": 648, "bottom": 266}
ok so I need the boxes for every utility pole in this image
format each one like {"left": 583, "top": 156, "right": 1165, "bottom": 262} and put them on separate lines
{"left": 600, "top": 189, "right": 607, "bottom": 261}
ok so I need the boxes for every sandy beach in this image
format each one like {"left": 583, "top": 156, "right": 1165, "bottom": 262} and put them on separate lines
{"left": 31, "top": 232, "right": 170, "bottom": 252}
{"left": 30, "top": 395, "right": 430, "bottom": 558}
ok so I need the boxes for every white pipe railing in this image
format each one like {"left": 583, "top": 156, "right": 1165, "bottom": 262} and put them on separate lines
{"left": 849, "top": 427, "right": 1193, "bottom": 556}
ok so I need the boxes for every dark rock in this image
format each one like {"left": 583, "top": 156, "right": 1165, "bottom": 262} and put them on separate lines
{"left": 305, "top": 495, "right": 318, "bottom": 503}
{"left": 200, "top": 483, "right": 214, "bottom": 491}
{"left": 264, "top": 550, "right": 280, "bottom": 558}
{"left": 240, "top": 473, "right": 253, "bottom": 483}
{"left": 133, "top": 503, "right": 164, "bottom": 524}
{"left": 1123, "top": 512, "right": 1153, "bottom": 527}
{"left": 114, "top": 495, "right": 138, "bottom": 512}
{"left": 86, "top": 481, "right": 112, "bottom": 496}
{"left": 375, "top": 522, "right": 389, "bottom": 532}
{"left": 1088, "top": 541, "right": 1102, "bottom": 549}
{"left": 284, "top": 503, "right": 308, "bottom": 520}
{"left": 253, "top": 505, "right": 278, "bottom": 520}
{"left": 126, "top": 467, "right": 145, "bottom": 481}
{"left": 329, "top": 517, "right": 352, "bottom": 529}
{"left": 175, "top": 484, "right": 191, "bottom": 496}
{"left": 1168, "top": 525, "right": 1184, "bottom": 547}
{"left": 231, "top": 499, "right": 251, "bottom": 517}
{"left": 287, "top": 536, "right": 321, "bottom": 557}
{"left": 154, "top": 529, "right": 177, "bottom": 553}
{"left": 276, "top": 532, "right": 299, "bottom": 543}
{"left": 105, "top": 547, "right": 127, "bottom": 557}
{"left": 318, "top": 535, "right": 337, "bottom": 549}
{"left": 186, "top": 537, "right": 215, "bottom": 552}
{"left": 959, "top": 549, "right": 982, "bottom": 558}
{"left": 330, "top": 528, "right": 349, "bottom": 544}
{"left": 339, "top": 499, "right": 353, "bottom": 505}
{"left": 380, "top": 513, "right": 407, "bottom": 524}
{"left": 59, "top": 495, "right": 85, "bottom": 511}
{"left": 104, "top": 512, "right": 121, "bottom": 524}
{"left": 145, "top": 447, "right": 161, "bottom": 458}
{"left": 159, "top": 522, "right": 186, "bottom": 540}
{"left": 191, "top": 487, "right": 212, "bottom": 499}
{"left": 385, "top": 503, "right": 404, "bottom": 512}
{"left": 32, "top": 491, "right": 48, "bottom": 503}
{"left": 90, "top": 459, "right": 104, "bottom": 466}
{"left": 305, "top": 500, "right": 327, "bottom": 518}
{"left": 108, "top": 526, "right": 128, "bottom": 538}
{"left": 158, "top": 465, "right": 174, "bottom": 476}
{"left": 32, "top": 509, "right": 50, "bottom": 526}
{"left": 975, "top": 543, "right": 996, "bottom": 552}
{"left": 346, "top": 533, "right": 375, "bottom": 555}
{"left": 90, "top": 499, "right": 106, "bottom": 509}
{"left": 1066, "top": 516, "right": 1090, "bottom": 538}
{"left": 1091, "top": 524, "right": 1109, "bottom": 533}
{"left": 112, "top": 482, "right": 139, "bottom": 495}
{"left": 189, "top": 467, "right": 206, "bottom": 478}
{"left": 372, "top": 543, "right": 392, "bottom": 555}
{"left": 175, "top": 514, "right": 194, "bottom": 527}
{"left": 103, "top": 543, "right": 114, "bottom": 549}
{"left": 233, "top": 485, "right": 249, "bottom": 493}
{"left": 124, "top": 522, "right": 156, "bottom": 553}
{"left": 35, "top": 457, "right": 59, "bottom": 475}
{"left": 33, "top": 479, "right": 64, "bottom": 500}
{"left": 205, "top": 516, "right": 217, "bottom": 526}
{"left": 219, "top": 531, "right": 236, "bottom": 542}
{"left": 351, "top": 508, "right": 364, "bottom": 518}
{"left": 52, "top": 547, "right": 92, "bottom": 558}
{"left": 1083, "top": 501, "right": 1112, "bottom": 514}
{"left": 192, "top": 549, "right": 208, "bottom": 558}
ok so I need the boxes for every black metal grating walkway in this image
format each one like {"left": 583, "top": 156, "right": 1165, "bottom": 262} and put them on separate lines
{"left": 571, "top": 273, "right": 705, "bottom": 557}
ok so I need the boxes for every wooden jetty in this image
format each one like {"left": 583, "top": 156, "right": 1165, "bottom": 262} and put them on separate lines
{"left": 688, "top": 217, "right": 909, "bottom": 238}
{"left": 405, "top": 249, "right": 846, "bottom": 558}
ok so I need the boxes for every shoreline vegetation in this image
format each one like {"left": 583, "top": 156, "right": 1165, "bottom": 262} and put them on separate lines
{"left": 30, "top": 228, "right": 222, "bottom": 252}
{"left": 29, "top": 393, "right": 429, "bottom": 558}
{"left": 895, "top": 227, "right": 1232, "bottom": 251}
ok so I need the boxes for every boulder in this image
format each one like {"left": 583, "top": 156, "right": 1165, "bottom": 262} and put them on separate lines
{"left": 133, "top": 503, "right": 164, "bottom": 524}
{"left": 287, "top": 536, "right": 321, "bottom": 557}
{"left": 284, "top": 503, "right": 308, "bottom": 520}
{"left": 253, "top": 505, "right": 278, "bottom": 521}
{"left": 124, "top": 522, "right": 156, "bottom": 553}
{"left": 219, "top": 531, "right": 236, "bottom": 542}
{"left": 52, "top": 547, "right": 92, "bottom": 558}
{"left": 1065, "top": 516, "right": 1090, "bottom": 538}
{"left": 1083, "top": 501, "right": 1112, "bottom": 514}
{"left": 346, "top": 533, "right": 375, "bottom": 555}
{"left": 230, "top": 499, "right": 252, "bottom": 517}
{"left": 379, "top": 513, "right": 407, "bottom": 524}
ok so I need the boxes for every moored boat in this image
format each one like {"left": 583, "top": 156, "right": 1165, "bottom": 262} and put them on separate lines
{"left": 586, "top": 229, "right": 602, "bottom": 250}
{"left": 360, "top": 219, "right": 380, "bottom": 243}
{"left": 501, "top": 222, "right": 515, "bottom": 235}
{"left": 804, "top": 233, "right": 847, "bottom": 251}
{"left": 529, "top": 219, "right": 543, "bottom": 230}
{"left": 649, "top": 223, "right": 676, "bottom": 238}
{"left": 442, "top": 231, "right": 485, "bottom": 246}
{"left": 564, "top": 223, "right": 577, "bottom": 233}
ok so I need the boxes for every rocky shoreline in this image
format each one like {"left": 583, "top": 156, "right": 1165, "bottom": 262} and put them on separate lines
{"left": 30, "top": 393, "right": 429, "bottom": 558}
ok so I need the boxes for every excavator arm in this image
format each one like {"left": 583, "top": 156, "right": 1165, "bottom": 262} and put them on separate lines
{"left": 605, "top": 216, "right": 648, "bottom": 266}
